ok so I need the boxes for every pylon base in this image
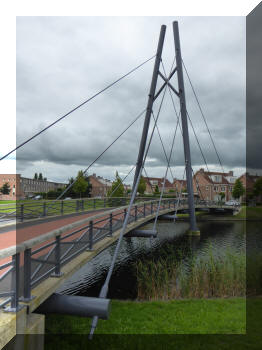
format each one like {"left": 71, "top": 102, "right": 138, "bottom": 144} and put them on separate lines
{"left": 187, "top": 229, "right": 200, "bottom": 236}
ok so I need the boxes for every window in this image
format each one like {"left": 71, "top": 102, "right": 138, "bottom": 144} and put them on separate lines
{"left": 206, "top": 186, "right": 209, "bottom": 191}
{"left": 214, "top": 186, "right": 219, "bottom": 192}
{"left": 214, "top": 175, "right": 222, "bottom": 182}
{"left": 221, "top": 186, "right": 226, "bottom": 192}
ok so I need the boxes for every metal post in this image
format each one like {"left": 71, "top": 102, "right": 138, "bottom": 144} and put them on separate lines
{"left": 23, "top": 248, "right": 33, "bottom": 301}
{"left": 61, "top": 200, "right": 64, "bottom": 215}
{"left": 151, "top": 201, "right": 153, "bottom": 214}
{"left": 143, "top": 203, "right": 146, "bottom": 217}
{"left": 20, "top": 204, "right": 24, "bottom": 222}
{"left": 173, "top": 21, "right": 199, "bottom": 234}
{"left": 93, "top": 198, "right": 96, "bottom": 209}
{"left": 76, "top": 200, "right": 79, "bottom": 212}
{"left": 89, "top": 221, "right": 93, "bottom": 250}
{"left": 51, "top": 236, "right": 63, "bottom": 277}
{"left": 109, "top": 214, "right": 113, "bottom": 236}
{"left": 135, "top": 205, "right": 137, "bottom": 221}
{"left": 43, "top": 202, "right": 47, "bottom": 217}
{"left": 104, "top": 198, "right": 106, "bottom": 208}
{"left": 132, "top": 25, "right": 166, "bottom": 192}
{"left": 11, "top": 253, "right": 20, "bottom": 310}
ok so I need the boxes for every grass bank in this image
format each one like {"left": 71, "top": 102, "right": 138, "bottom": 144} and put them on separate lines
{"left": 46, "top": 297, "right": 245, "bottom": 335}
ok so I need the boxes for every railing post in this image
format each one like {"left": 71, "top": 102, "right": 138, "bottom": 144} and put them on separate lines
{"left": 76, "top": 200, "right": 79, "bottom": 212}
{"left": 82, "top": 199, "right": 84, "bottom": 211}
{"left": 108, "top": 213, "right": 113, "bottom": 236}
{"left": 51, "top": 235, "right": 63, "bottom": 277}
{"left": 124, "top": 208, "right": 127, "bottom": 220}
{"left": 43, "top": 202, "right": 47, "bottom": 217}
{"left": 135, "top": 205, "right": 137, "bottom": 221}
{"left": 20, "top": 204, "right": 24, "bottom": 222}
{"left": 6, "top": 253, "right": 21, "bottom": 311}
{"left": 61, "top": 200, "right": 64, "bottom": 215}
{"left": 143, "top": 203, "right": 146, "bottom": 217}
{"left": 151, "top": 201, "right": 153, "bottom": 214}
{"left": 89, "top": 221, "right": 93, "bottom": 250}
{"left": 104, "top": 198, "right": 106, "bottom": 208}
{"left": 22, "top": 248, "right": 34, "bottom": 301}
{"left": 93, "top": 198, "right": 96, "bottom": 209}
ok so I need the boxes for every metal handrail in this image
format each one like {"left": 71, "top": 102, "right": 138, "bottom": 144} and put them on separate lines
{"left": 0, "top": 198, "right": 238, "bottom": 311}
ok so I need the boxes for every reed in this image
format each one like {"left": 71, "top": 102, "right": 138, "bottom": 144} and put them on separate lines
{"left": 135, "top": 244, "right": 246, "bottom": 300}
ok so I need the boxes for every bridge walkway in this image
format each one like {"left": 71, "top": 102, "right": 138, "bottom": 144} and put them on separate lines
{"left": 0, "top": 198, "right": 237, "bottom": 349}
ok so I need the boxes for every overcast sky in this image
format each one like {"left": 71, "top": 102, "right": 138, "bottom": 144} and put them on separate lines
{"left": 15, "top": 16, "right": 245, "bottom": 184}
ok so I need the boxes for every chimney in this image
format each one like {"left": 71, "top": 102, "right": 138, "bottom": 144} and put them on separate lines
{"left": 228, "top": 171, "right": 233, "bottom": 176}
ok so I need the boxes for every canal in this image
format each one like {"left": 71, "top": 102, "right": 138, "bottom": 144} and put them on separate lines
{"left": 57, "top": 216, "right": 257, "bottom": 299}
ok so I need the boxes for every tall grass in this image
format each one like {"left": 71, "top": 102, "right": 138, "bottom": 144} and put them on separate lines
{"left": 135, "top": 244, "right": 246, "bottom": 300}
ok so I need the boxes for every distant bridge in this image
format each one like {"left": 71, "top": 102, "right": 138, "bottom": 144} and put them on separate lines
{"left": 0, "top": 197, "right": 239, "bottom": 348}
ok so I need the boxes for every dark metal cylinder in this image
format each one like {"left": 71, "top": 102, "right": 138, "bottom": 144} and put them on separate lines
{"left": 37, "top": 293, "right": 111, "bottom": 320}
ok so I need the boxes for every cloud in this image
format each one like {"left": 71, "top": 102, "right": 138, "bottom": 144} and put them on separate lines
{"left": 16, "top": 16, "right": 246, "bottom": 182}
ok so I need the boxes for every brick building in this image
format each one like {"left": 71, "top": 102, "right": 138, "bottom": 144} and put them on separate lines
{"left": 0, "top": 174, "right": 66, "bottom": 200}
{"left": 173, "top": 178, "right": 187, "bottom": 195}
{"left": 144, "top": 177, "right": 173, "bottom": 194}
{"left": 192, "top": 168, "right": 237, "bottom": 201}
{"left": 88, "top": 174, "right": 113, "bottom": 197}
{"left": 238, "top": 172, "right": 261, "bottom": 202}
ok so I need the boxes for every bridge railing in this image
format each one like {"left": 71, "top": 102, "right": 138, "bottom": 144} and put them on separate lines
{"left": 0, "top": 198, "right": 238, "bottom": 311}
{"left": 0, "top": 198, "right": 181, "bottom": 311}
{"left": 0, "top": 196, "right": 157, "bottom": 223}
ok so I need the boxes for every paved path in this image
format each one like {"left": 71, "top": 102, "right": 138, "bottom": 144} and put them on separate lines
{"left": 0, "top": 208, "right": 111, "bottom": 250}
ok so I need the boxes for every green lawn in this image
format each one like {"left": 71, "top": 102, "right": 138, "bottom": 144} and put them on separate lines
{"left": 46, "top": 298, "right": 245, "bottom": 335}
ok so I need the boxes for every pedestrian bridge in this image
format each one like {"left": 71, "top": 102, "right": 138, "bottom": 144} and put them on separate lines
{"left": 0, "top": 198, "right": 238, "bottom": 349}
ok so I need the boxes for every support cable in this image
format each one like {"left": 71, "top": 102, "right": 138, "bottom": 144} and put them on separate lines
{"left": 89, "top": 87, "right": 166, "bottom": 338}
{"left": 153, "top": 115, "right": 179, "bottom": 230}
{"left": 1, "top": 55, "right": 156, "bottom": 161}
{"left": 182, "top": 59, "right": 225, "bottom": 174}
{"left": 173, "top": 167, "right": 186, "bottom": 221}
{"left": 161, "top": 60, "right": 214, "bottom": 197}
{"left": 43, "top": 108, "right": 146, "bottom": 215}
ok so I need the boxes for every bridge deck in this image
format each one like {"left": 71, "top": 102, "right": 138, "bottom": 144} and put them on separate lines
{"left": 0, "top": 198, "right": 237, "bottom": 348}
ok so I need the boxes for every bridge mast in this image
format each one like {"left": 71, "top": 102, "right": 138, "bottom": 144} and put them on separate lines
{"left": 132, "top": 25, "right": 166, "bottom": 192}
{"left": 173, "top": 21, "right": 199, "bottom": 235}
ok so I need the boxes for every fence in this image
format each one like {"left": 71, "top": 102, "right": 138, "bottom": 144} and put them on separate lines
{"left": 0, "top": 198, "right": 238, "bottom": 311}
{"left": 0, "top": 197, "right": 155, "bottom": 223}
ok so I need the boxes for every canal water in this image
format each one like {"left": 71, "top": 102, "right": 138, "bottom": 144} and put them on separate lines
{"left": 57, "top": 217, "right": 257, "bottom": 300}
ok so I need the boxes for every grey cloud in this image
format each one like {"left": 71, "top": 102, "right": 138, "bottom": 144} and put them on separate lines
{"left": 16, "top": 16, "right": 245, "bottom": 182}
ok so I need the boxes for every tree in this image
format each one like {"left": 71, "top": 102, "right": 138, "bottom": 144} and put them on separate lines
{"left": 137, "top": 176, "right": 146, "bottom": 195}
{"left": 83, "top": 175, "right": 92, "bottom": 198}
{"left": 219, "top": 192, "right": 225, "bottom": 201}
{"left": 73, "top": 171, "right": 88, "bottom": 198}
{"left": 253, "top": 177, "right": 262, "bottom": 198}
{"left": 34, "top": 173, "right": 38, "bottom": 180}
{"left": 0, "top": 182, "right": 11, "bottom": 195}
{"left": 38, "top": 173, "right": 43, "bottom": 180}
{"left": 107, "top": 171, "right": 124, "bottom": 197}
{"left": 154, "top": 184, "right": 160, "bottom": 195}
{"left": 232, "top": 179, "right": 245, "bottom": 200}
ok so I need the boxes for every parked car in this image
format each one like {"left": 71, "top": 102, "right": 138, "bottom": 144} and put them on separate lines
{"left": 33, "top": 195, "right": 42, "bottom": 200}
{"left": 225, "top": 200, "right": 239, "bottom": 206}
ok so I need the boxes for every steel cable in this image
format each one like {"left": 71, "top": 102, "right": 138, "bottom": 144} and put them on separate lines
{"left": 1, "top": 55, "right": 156, "bottom": 161}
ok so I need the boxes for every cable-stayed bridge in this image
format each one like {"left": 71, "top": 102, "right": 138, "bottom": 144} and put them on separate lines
{"left": 0, "top": 21, "right": 235, "bottom": 349}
